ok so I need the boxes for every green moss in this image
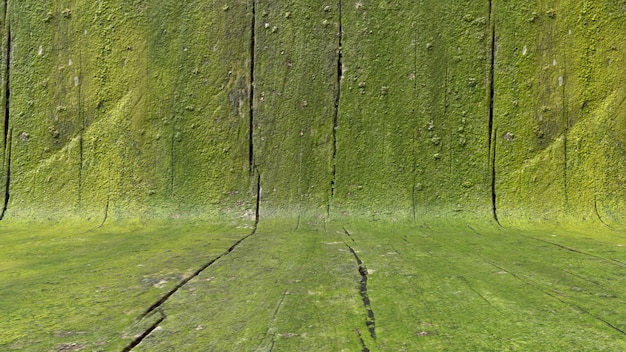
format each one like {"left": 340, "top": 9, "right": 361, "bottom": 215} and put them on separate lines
{"left": 3, "top": 0, "right": 626, "bottom": 224}
{"left": 493, "top": 0, "right": 626, "bottom": 225}
{"left": 6, "top": 219, "right": 625, "bottom": 350}
{"left": 0, "top": 219, "right": 252, "bottom": 351}
{"left": 3, "top": 1, "right": 626, "bottom": 350}
{"left": 252, "top": 1, "right": 338, "bottom": 224}
{"left": 335, "top": 1, "right": 492, "bottom": 220}
{"left": 336, "top": 219, "right": 626, "bottom": 351}
{"left": 6, "top": 1, "right": 255, "bottom": 221}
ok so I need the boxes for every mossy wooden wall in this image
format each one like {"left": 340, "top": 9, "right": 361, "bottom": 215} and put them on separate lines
{"left": 1, "top": 0, "right": 625, "bottom": 226}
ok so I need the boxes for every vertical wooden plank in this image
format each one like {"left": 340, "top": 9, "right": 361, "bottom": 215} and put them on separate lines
{"left": 493, "top": 0, "right": 626, "bottom": 225}
{"left": 252, "top": 1, "right": 337, "bottom": 227}
{"left": 335, "top": 0, "right": 492, "bottom": 221}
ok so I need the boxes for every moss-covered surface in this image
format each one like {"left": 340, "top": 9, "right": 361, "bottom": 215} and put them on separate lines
{"left": 0, "top": 219, "right": 253, "bottom": 351}
{"left": 493, "top": 0, "right": 626, "bottom": 225}
{"left": 6, "top": 0, "right": 254, "bottom": 221}
{"left": 252, "top": 1, "right": 337, "bottom": 224}
{"left": 3, "top": 0, "right": 626, "bottom": 223}
{"left": 3, "top": 219, "right": 626, "bottom": 350}
{"left": 337, "top": 219, "right": 626, "bottom": 351}
{"left": 3, "top": 0, "right": 626, "bottom": 350}
{"left": 336, "top": 0, "right": 493, "bottom": 220}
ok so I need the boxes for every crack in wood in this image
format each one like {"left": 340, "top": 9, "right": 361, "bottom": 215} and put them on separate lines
{"left": 489, "top": 262, "right": 626, "bottom": 335}
{"left": 328, "top": 0, "right": 343, "bottom": 219}
{"left": 255, "top": 290, "right": 287, "bottom": 352}
{"left": 135, "top": 172, "right": 261, "bottom": 327}
{"left": 248, "top": 0, "right": 256, "bottom": 175}
{"left": 560, "top": 268, "right": 601, "bottom": 286}
{"left": 0, "top": 128, "right": 10, "bottom": 220}
{"left": 343, "top": 225, "right": 355, "bottom": 243}
{"left": 139, "top": 214, "right": 257, "bottom": 319}
{"left": 488, "top": 261, "right": 626, "bottom": 337}
{"left": 524, "top": 234, "right": 624, "bottom": 267}
{"left": 491, "top": 129, "right": 501, "bottom": 226}
{"left": 345, "top": 236, "right": 376, "bottom": 340}
{"left": 1, "top": 8, "right": 10, "bottom": 220}
{"left": 544, "top": 290, "right": 626, "bottom": 336}
{"left": 78, "top": 46, "right": 84, "bottom": 204}
{"left": 170, "top": 115, "right": 176, "bottom": 195}
{"left": 457, "top": 275, "right": 499, "bottom": 311}
{"left": 355, "top": 328, "right": 370, "bottom": 352}
{"left": 487, "top": 2, "right": 501, "bottom": 226}
{"left": 295, "top": 211, "right": 301, "bottom": 231}
{"left": 121, "top": 310, "right": 166, "bottom": 352}
{"left": 593, "top": 195, "right": 612, "bottom": 229}
{"left": 295, "top": 132, "right": 304, "bottom": 231}
{"left": 97, "top": 195, "right": 110, "bottom": 228}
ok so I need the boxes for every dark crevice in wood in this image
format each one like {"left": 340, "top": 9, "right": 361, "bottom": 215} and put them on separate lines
{"left": 121, "top": 310, "right": 166, "bottom": 352}
{"left": 487, "top": 6, "right": 500, "bottom": 226}
{"left": 343, "top": 225, "right": 355, "bottom": 243}
{"left": 170, "top": 116, "right": 176, "bottom": 196}
{"left": 457, "top": 275, "right": 499, "bottom": 311}
{"left": 593, "top": 195, "right": 612, "bottom": 229}
{"left": 255, "top": 290, "right": 288, "bottom": 351}
{"left": 1, "top": 10, "right": 10, "bottom": 220}
{"left": 248, "top": 0, "right": 256, "bottom": 175}
{"left": 526, "top": 235, "right": 624, "bottom": 266}
{"left": 137, "top": 172, "right": 261, "bottom": 320}
{"left": 94, "top": 195, "right": 110, "bottom": 229}
{"left": 78, "top": 47, "right": 84, "bottom": 204}
{"left": 355, "top": 328, "right": 370, "bottom": 352}
{"left": 0, "top": 128, "right": 11, "bottom": 220}
{"left": 328, "top": 0, "right": 343, "bottom": 219}
{"left": 345, "top": 238, "right": 376, "bottom": 340}
{"left": 491, "top": 130, "right": 501, "bottom": 226}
